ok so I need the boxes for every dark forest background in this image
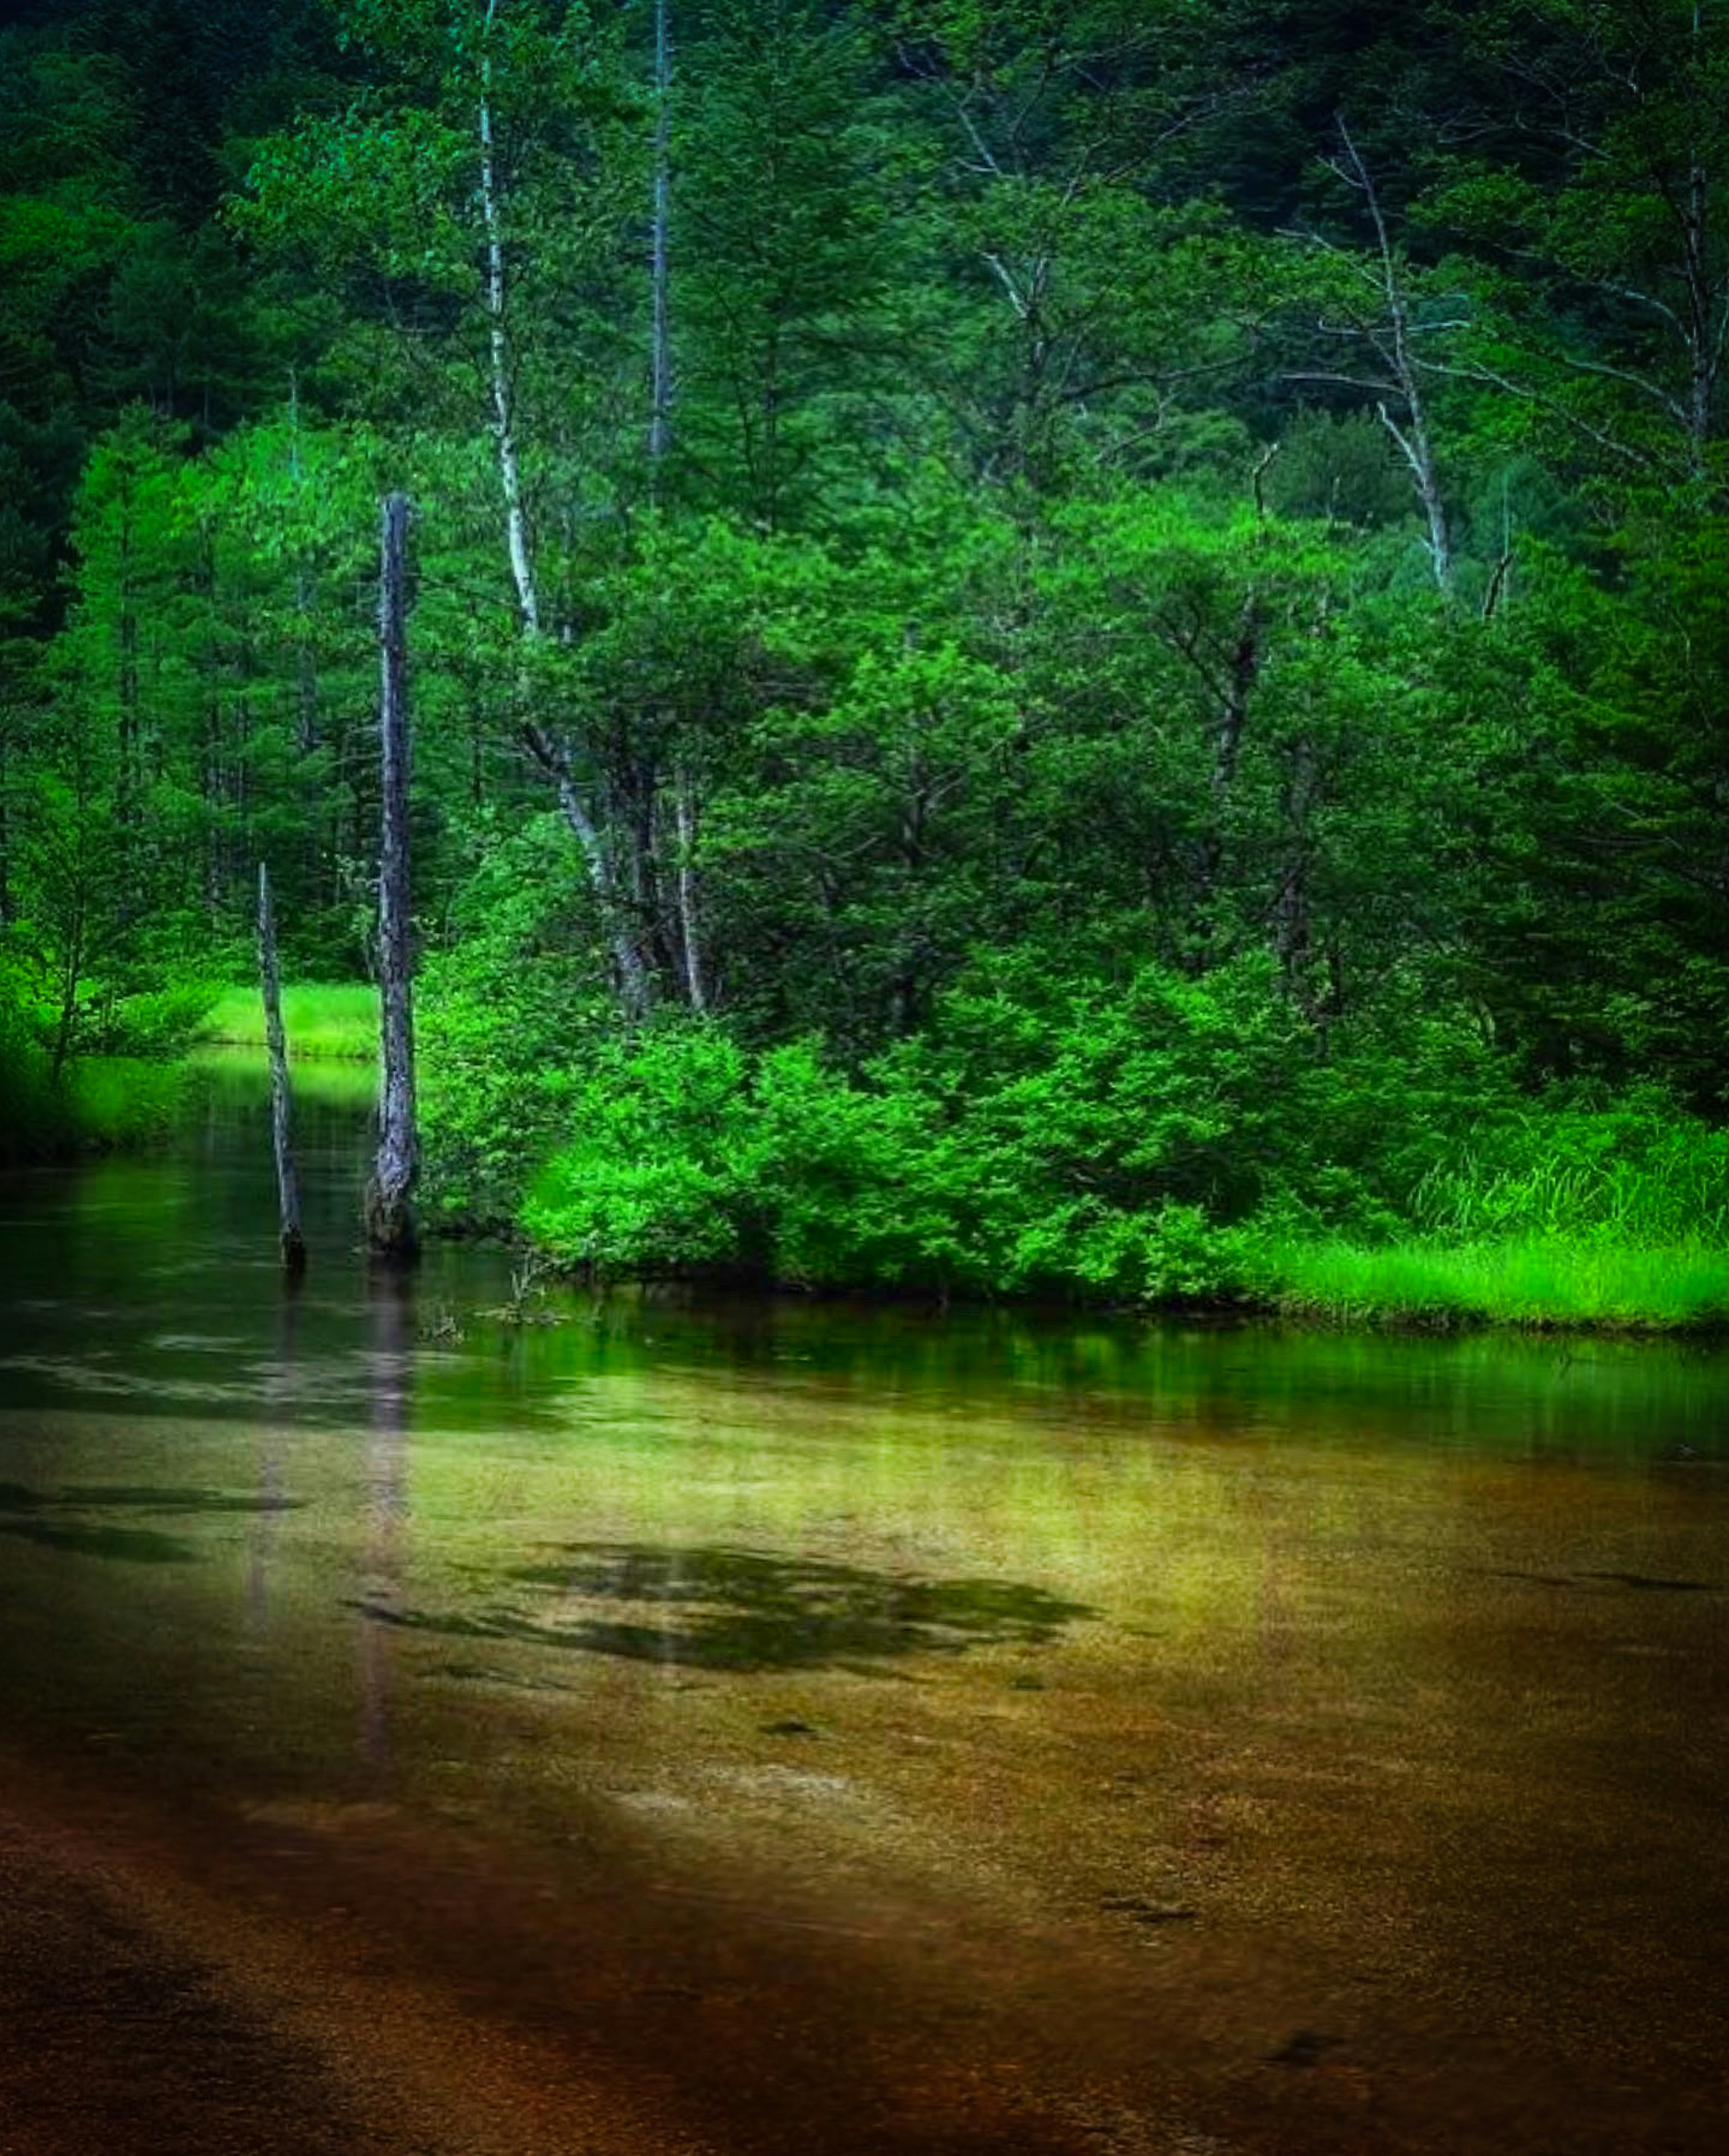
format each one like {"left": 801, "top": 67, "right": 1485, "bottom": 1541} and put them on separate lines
{"left": 2, "top": 0, "right": 1725, "bottom": 1315}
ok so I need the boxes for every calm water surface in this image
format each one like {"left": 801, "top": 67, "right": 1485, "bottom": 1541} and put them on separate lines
{"left": 2, "top": 1058, "right": 1727, "bottom": 2155}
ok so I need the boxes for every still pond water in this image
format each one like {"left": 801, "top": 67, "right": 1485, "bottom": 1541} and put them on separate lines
{"left": 1, "top": 1057, "right": 1726, "bottom": 2155}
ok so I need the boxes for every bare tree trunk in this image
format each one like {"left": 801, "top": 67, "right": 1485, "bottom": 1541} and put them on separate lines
{"left": 257, "top": 861, "right": 306, "bottom": 1275}
{"left": 674, "top": 769, "right": 706, "bottom": 1012}
{"left": 478, "top": 19, "right": 652, "bottom": 1015}
{"left": 1335, "top": 120, "right": 1453, "bottom": 591}
{"left": 366, "top": 493, "right": 418, "bottom": 1261}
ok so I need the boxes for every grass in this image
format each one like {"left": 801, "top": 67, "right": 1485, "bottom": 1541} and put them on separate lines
{"left": 1414, "top": 1124, "right": 1729, "bottom": 1247}
{"left": 198, "top": 981, "right": 378, "bottom": 1061}
{"left": 1248, "top": 1109, "right": 1729, "bottom": 1333}
{"left": 1257, "top": 1235, "right": 1729, "bottom": 1334}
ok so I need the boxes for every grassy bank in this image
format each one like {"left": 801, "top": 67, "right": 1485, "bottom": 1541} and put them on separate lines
{"left": 198, "top": 982, "right": 377, "bottom": 1061}
{"left": 1250, "top": 1236, "right": 1729, "bottom": 1334}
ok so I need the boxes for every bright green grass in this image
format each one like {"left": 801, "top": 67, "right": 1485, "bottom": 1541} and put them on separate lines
{"left": 198, "top": 981, "right": 378, "bottom": 1061}
{"left": 1259, "top": 1235, "right": 1729, "bottom": 1333}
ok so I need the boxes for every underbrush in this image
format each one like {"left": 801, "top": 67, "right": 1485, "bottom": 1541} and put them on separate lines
{"left": 418, "top": 950, "right": 1729, "bottom": 1334}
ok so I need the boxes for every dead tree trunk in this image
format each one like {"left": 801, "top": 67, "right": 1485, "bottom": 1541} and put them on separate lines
{"left": 257, "top": 861, "right": 306, "bottom": 1275}
{"left": 366, "top": 492, "right": 418, "bottom": 1261}
{"left": 1337, "top": 119, "right": 1451, "bottom": 591}
{"left": 673, "top": 769, "right": 707, "bottom": 1012}
{"left": 477, "top": 20, "right": 653, "bottom": 1016}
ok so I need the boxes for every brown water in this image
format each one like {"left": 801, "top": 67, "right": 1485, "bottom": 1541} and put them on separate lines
{"left": 1, "top": 1057, "right": 1727, "bottom": 2155}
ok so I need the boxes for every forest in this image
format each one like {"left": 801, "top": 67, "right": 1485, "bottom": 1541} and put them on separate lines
{"left": 1, "top": 0, "right": 1726, "bottom": 1326}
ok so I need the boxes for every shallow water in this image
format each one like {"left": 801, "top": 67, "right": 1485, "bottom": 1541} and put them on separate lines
{"left": 1, "top": 1058, "right": 1727, "bottom": 2154}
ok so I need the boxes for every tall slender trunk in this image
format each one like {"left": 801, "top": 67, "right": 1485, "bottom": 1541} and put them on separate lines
{"left": 674, "top": 769, "right": 706, "bottom": 1012}
{"left": 1194, "top": 595, "right": 1263, "bottom": 932}
{"left": 49, "top": 905, "right": 85, "bottom": 1089}
{"left": 478, "top": 59, "right": 541, "bottom": 640}
{"left": 478, "top": 24, "right": 652, "bottom": 1017}
{"left": 0, "top": 725, "right": 11, "bottom": 925}
{"left": 366, "top": 494, "right": 418, "bottom": 1262}
{"left": 1337, "top": 120, "right": 1452, "bottom": 591}
{"left": 117, "top": 495, "right": 141, "bottom": 827}
{"left": 257, "top": 862, "right": 306, "bottom": 1275}
{"left": 1683, "top": 1, "right": 1716, "bottom": 479}
{"left": 649, "top": 0, "right": 673, "bottom": 476}
{"left": 288, "top": 372, "right": 320, "bottom": 753}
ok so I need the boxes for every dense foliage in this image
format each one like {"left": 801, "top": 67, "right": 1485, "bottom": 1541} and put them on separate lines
{"left": 1, "top": 1, "right": 1724, "bottom": 1320}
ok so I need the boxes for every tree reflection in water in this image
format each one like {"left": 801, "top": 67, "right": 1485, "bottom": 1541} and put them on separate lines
{"left": 360, "top": 1262, "right": 414, "bottom": 1769}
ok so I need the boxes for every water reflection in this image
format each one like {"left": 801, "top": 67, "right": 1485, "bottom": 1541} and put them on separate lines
{"left": 248, "top": 1271, "right": 303, "bottom": 1634}
{"left": 359, "top": 1262, "right": 414, "bottom": 1770}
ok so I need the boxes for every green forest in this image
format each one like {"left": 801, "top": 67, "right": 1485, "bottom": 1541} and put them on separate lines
{"left": 1, "top": 0, "right": 1726, "bottom": 1326}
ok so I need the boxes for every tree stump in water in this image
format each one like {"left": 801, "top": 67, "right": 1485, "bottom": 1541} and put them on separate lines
{"left": 366, "top": 491, "right": 419, "bottom": 1263}
{"left": 256, "top": 862, "right": 306, "bottom": 1276}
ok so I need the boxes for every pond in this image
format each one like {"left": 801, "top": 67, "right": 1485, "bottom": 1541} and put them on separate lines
{"left": 0, "top": 1055, "right": 1725, "bottom": 2155}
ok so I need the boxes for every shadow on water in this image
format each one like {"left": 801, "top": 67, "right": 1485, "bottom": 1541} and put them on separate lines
{"left": 0, "top": 1478, "right": 302, "bottom": 1563}
{"left": 0, "top": 1480, "right": 302, "bottom": 1516}
{"left": 0, "top": 1517, "right": 197, "bottom": 1563}
{"left": 351, "top": 1543, "right": 1095, "bottom": 1674}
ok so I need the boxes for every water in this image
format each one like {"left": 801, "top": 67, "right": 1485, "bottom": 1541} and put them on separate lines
{"left": 1, "top": 1056, "right": 1726, "bottom": 2155}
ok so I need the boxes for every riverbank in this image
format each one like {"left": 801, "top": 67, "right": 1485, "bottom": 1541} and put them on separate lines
{"left": 1251, "top": 1234, "right": 1729, "bottom": 1334}
{"left": 0, "top": 976, "right": 378, "bottom": 1162}
{"left": 499, "top": 1233, "right": 1729, "bottom": 1339}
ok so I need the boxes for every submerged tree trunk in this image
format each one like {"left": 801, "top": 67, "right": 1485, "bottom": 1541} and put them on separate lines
{"left": 366, "top": 493, "right": 418, "bottom": 1262}
{"left": 257, "top": 861, "right": 306, "bottom": 1275}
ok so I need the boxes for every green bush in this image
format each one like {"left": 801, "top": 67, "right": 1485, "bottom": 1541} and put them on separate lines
{"left": 100, "top": 982, "right": 224, "bottom": 1059}
{"left": 418, "top": 866, "right": 616, "bottom": 1225}
{"left": 506, "top": 953, "right": 1729, "bottom": 1325}
{"left": 522, "top": 959, "right": 1319, "bottom": 1300}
